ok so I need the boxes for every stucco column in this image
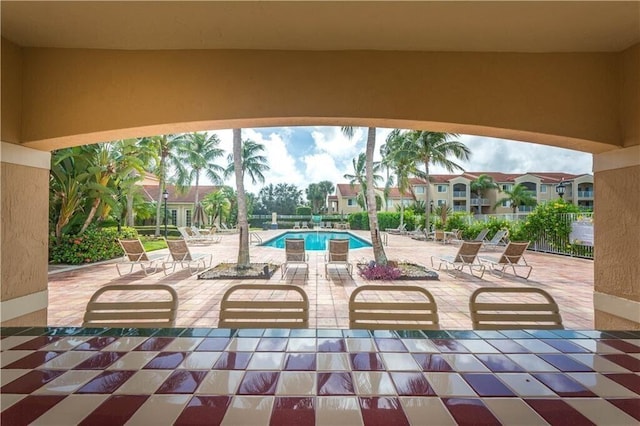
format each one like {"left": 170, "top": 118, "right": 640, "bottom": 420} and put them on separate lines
{"left": 1, "top": 142, "right": 51, "bottom": 325}
{"left": 592, "top": 145, "right": 640, "bottom": 329}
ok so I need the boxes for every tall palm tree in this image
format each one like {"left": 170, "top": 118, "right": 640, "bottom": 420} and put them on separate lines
{"left": 306, "top": 183, "right": 324, "bottom": 214}
{"left": 201, "top": 189, "right": 231, "bottom": 226}
{"left": 470, "top": 174, "right": 498, "bottom": 214}
{"left": 341, "top": 126, "right": 388, "bottom": 266}
{"left": 50, "top": 151, "right": 89, "bottom": 239}
{"left": 494, "top": 183, "right": 537, "bottom": 213}
{"left": 173, "top": 132, "right": 225, "bottom": 226}
{"left": 343, "top": 153, "right": 383, "bottom": 210}
{"left": 383, "top": 129, "right": 415, "bottom": 228}
{"left": 317, "top": 180, "right": 335, "bottom": 213}
{"left": 225, "top": 139, "right": 270, "bottom": 185}
{"left": 408, "top": 131, "right": 471, "bottom": 232}
{"left": 231, "top": 129, "right": 250, "bottom": 268}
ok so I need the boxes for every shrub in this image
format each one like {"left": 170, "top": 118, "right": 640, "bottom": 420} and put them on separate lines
{"left": 357, "top": 261, "right": 402, "bottom": 280}
{"left": 296, "top": 206, "right": 312, "bottom": 215}
{"left": 49, "top": 226, "right": 138, "bottom": 264}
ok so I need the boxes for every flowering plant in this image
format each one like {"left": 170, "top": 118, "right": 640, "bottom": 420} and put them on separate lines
{"left": 357, "top": 261, "right": 402, "bottom": 280}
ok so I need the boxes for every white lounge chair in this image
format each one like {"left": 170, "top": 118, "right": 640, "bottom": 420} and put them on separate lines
{"left": 479, "top": 241, "right": 533, "bottom": 280}
{"left": 178, "top": 226, "right": 210, "bottom": 244}
{"left": 283, "top": 238, "right": 309, "bottom": 279}
{"left": 324, "top": 239, "right": 353, "bottom": 278}
{"left": 431, "top": 241, "right": 485, "bottom": 278}
{"left": 483, "top": 229, "right": 509, "bottom": 250}
{"left": 163, "top": 238, "right": 213, "bottom": 275}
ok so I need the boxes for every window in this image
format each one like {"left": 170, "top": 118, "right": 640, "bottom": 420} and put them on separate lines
{"left": 386, "top": 200, "right": 394, "bottom": 209}
{"left": 170, "top": 210, "right": 177, "bottom": 226}
{"left": 437, "top": 185, "right": 447, "bottom": 193}
{"left": 437, "top": 199, "right": 446, "bottom": 206}
{"left": 502, "top": 200, "right": 511, "bottom": 207}
{"left": 186, "top": 210, "right": 192, "bottom": 227}
{"left": 502, "top": 184, "right": 512, "bottom": 191}
{"left": 347, "top": 199, "right": 354, "bottom": 206}
{"left": 540, "top": 185, "right": 547, "bottom": 193}
{"left": 414, "top": 187, "right": 425, "bottom": 194}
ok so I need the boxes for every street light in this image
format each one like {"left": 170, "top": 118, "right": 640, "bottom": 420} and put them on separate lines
{"left": 116, "top": 184, "right": 122, "bottom": 233}
{"left": 429, "top": 200, "right": 434, "bottom": 213}
{"left": 163, "top": 189, "right": 169, "bottom": 237}
{"left": 555, "top": 179, "right": 566, "bottom": 200}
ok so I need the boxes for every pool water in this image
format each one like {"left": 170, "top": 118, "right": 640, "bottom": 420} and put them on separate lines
{"left": 260, "top": 231, "right": 372, "bottom": 251}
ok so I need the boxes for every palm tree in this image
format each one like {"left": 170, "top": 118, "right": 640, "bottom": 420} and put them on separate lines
{"left": 225, "top": 139, "right": 270, "bottom": 185}
{"left": 306, "top": 183, "right": 324, "bottom": 214}
{"left": 382, "top": 129, "right": 415, "bottom": 228}
{"left": 343, "top": 153, "right": 383, "bottom": 210}
{"left": 494, "top": 183, "right": 537, "bottom": 213}
{"left": 50, "top": 151, "right": 89, "bottom": 239}
{"left": 173, "top": 132, "right": 225, "bottom": 226}
{"left": 201, "top": 189, "right": 231, "bottom": 227}
{"left": 317, "top": 180, "right": 335, "bottom": 213}
{"left": 231, "top": 129, "right": 250, "bottom": 268}
{"left": 341, "top": 126, "right": 388, "bottom": 266}
{"left": 408, "top": 131, "right": 471, "bottom": 231}
{"left": 470, "top": 174, "right": 498, "bottom": 214}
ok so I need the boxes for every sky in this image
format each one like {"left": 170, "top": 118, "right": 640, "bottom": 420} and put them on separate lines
{"left": 209, "top": 126, "right": 593, "bottom": 194}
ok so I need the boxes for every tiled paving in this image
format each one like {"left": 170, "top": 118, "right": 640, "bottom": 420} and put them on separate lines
{"left": 47, "top": 230, "right": 595, "bottom": 329}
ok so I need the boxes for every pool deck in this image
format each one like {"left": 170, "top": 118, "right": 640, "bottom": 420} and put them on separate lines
{"left": 47, "top": 230, "right": 595, "bottom": 329}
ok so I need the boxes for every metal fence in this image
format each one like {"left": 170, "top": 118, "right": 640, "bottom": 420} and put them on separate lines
{"left": 529, "top": 213, "right": 594, "bottom": 259}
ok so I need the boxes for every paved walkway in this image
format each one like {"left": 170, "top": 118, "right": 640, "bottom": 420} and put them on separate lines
{"left": 48, "top": 230, "right": 595, "bottom": 329}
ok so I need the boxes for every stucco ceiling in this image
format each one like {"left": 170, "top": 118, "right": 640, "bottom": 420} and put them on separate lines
{"left": 2, "top": 1, "right": 639, "bottom": 52}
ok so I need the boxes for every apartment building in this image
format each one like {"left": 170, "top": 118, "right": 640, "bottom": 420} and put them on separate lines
{"left": 330, "top": 172, "right": 594, "bottom": 215}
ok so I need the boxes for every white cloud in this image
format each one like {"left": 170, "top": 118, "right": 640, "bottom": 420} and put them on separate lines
{"left": 310, "top": 127, "right": 363, "bottom": 159}
{"left": 302, "top": 153, "right": 345, "bottom": 185}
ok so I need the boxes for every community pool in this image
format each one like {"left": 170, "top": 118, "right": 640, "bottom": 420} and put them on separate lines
{"left": 260, "top": 231, "right": 372, "bottom": 251}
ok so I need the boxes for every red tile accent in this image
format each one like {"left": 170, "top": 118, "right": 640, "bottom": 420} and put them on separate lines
{"left": 238, "top": 372, "right": 280, "bottom": 395}
{"left": 390, "top": 372, "right": 436, "bottom": 396}
{"left": 461, "top": 373, "right": 515, "bottom": 397}
{"left": 212, "top": 352, "right": 252, "bottom": 370}
{"left": 3, "top": 351, "right": 62, "bottom": 369}
{"left": 607, "top": 398, "right": 640, "bottom": 421}
{"left": 600, "top": 339, "right": 640, "bottom": 353}
{"left": 0, "top": 395, "right": 66, "bottom": 425}
{"left": 601, "top": 354, "right": 640, "bottom": 372}
{"left": 73, "top": 337, "right": 117, "bottom": 351}
{"left": 134, "top": 337, "right": 175, "bottom": 351}
{"left": 74, "top": 351, "right": 126, "bottom": 369}
{"left": 78, "top": 395, "right": 148, "bottom": 426}
{"left": 525, "top": 399, "right": 596, "bottom": 425}
{"left": 603, "top": 373, "right": 640, "bottom": 393}
{"left": 10, "top": 336, "right": 62, "bottom": 350}
{"left": 442, "top": 398, "right": 501, "bottom": 425}
{"left": 359, "top": 397, "right": 409, "bottom": 426}
{"left": 317, "top": 372, "right": 354, "bottom": 395}
{"left": 76, "top": 370, "right": 136, "bottom": 394}
{"left": 143, "top": 352, "right": 188, "bottom": 369}
{"left": 1, "top": 370, "right": 65, "bottom": 394}
{"left": 284, "top": 353, "right": 316, "bottom": 371}
{"left": 174, "top": 396, "right": 231, "bottom": 425}
{"left": 270, "top": 397, "right": 315, "bottom": 426}
{"left": 156, "top": 370, "right": 208, "bottom": 394}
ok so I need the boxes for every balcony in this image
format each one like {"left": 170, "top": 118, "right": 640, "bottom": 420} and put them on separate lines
{"left": 578, "top": 190, "right": 594, "bottom": 198}
{"left": 470, "top": 198, "right": 490, "bottom": 206}
{"left": 452, "top": 191, "right": 467, "bottom": 198}
{"left": 453, "top": 205, "right": 467, "bottom": 212}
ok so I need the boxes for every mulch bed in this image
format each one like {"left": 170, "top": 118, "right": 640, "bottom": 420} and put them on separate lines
{"left": 198, "top": 263, "right": 280, "bottom": 280}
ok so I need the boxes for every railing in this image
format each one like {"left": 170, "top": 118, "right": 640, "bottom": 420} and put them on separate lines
{"left": 469, "top": 198, "right": 490, "bottom": 206}
{"left": 452, "top": 191, "right": 467, "bottom": 198}
{"left": 452, "top": 206, "right": 466, "bottom": 212}
{"left": 530, "top": 213, "right": 594, "bottom": 259}
{"left": 578, "top": 191, "right": 594, "bottom": 198}
{"left": 250, "top": 233, "right": 263, "bottom": 244}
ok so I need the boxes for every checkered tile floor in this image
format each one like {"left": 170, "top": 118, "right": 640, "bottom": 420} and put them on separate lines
{"left": 2, "top": 328, "right": 638, "bottom": 425}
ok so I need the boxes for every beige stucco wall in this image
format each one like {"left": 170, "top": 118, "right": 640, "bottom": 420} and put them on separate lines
{"left": 7, "top": 43, "right": 624, "bottom": 154}
{"left": 1, "top": 38, "right": 23, "bottom": 143}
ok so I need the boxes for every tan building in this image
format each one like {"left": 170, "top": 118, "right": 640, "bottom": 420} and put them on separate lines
{"left": 141, "top": 184, "right": 221, "bottom": 228}
{"left": 1, "top": 2, "right": 637, "bottom": 330}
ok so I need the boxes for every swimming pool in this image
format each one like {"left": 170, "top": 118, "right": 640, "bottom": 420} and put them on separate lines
{"left": 260, "top": 231, "right": 372, "bottom": 251}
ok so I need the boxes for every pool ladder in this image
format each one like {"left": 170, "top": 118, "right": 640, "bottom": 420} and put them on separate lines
{"left": 250, "top": 232, "right": 263, "bottom": 244}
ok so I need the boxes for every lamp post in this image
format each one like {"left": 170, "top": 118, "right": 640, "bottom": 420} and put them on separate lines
{"left": 163, "top": 189, "right": 169, "bottom": 238}
{"left": 555, "top": 180, "right": 566, "bottom": 200}
{"left": 116, "top": 184, "right": 122, "bottom": 233}
{"left": 429, "top": 200, "right": 434, "bottom": 213}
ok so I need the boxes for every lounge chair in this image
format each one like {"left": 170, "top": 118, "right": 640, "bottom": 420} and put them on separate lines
{"left": 191, "top": 226, "right": 222, "bottom": 243}
{"left": 301, "top": 222, "right": 309, "bottom": 229}
{"left": 283, "top": 238, "right": 309, "bottom": 278}
{"left": 293, "top": 221, "right": 301, "bottom": 229}
{"left": 218, "top": 223, "right": 238, "bottom": 233}
{"left": 479, "top": 241, "right": 533, "bottom": 280}
{"left": 178, "top": 226, "right": 210, "bottom": 244}
{"left": 431, "top": 241, "right": 485, "bottom": 277}
{"left": 115, "top": 239, "right": 162, "bottom": 276}
{"left": 324, "top": 239, "right": 353, "bottom": 278}
{"left": 469, "top": 287, "right": 563, "bottom": 330}
{"left": 444, "top": 229, "right": 463, "bottom": 244}
{"left": 349, "top": 285, "right": 440, "bottom": 330}
{"left": 483, "top": 229, "right": 509, "bottom": 250}
{"left": 219, "top": 284, "right": 309, "bottom": 328}
{"left": 163, "top": 238, "right": 213, "bottom": 275}
{"left": 472, "top": 228, "right": 490, "bottom": 242}
{"left": 83, "top": 284, "right": 178, "bottom": 328}
{"left": 385, "top": 223, "right": 407, "bottom": 235}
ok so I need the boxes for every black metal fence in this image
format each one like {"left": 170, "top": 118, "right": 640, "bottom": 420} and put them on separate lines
{"left": 529, "top": 213, "right": 594, "bottom": 259}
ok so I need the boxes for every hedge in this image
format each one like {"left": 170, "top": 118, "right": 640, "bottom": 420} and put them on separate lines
{"left": 49, "top": 226, "right": 138, "bottom": 264}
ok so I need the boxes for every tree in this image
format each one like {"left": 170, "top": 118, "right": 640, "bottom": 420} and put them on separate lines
{"left": 50, "top": 151, "right": 88, "bottom": 239}
{"left": 256, "top": 183, "right": 303, "bottom": 214}
{"left": 306, "top": 183, "right": 324, "bottom": 214}
{"left": 494, "top": 183, "right": 537, "bottom": 213}
{"left": 201, "top": 188, "right": 231, "bottom": 227}
{"left": 342, "top": 126, "right": 388, "bottom": 265}
{"left": 317, "top": 180, "right": 335, "bottom": 212}
{"left": 343, "top": 152, "right": 383, "bottom": 211}
{"left": 382, "top": 129, "right": 415, "bottom": 228}
{"left": 225, "top": 139, "right": 270, "bottom": 185}
{"left": 173, "top": 132, "right": 225, "bottom": 222}
{"left": 232, "top": 129, "right": 250, "bottom": 268}
{"left": 408, "top": 131, "right": 471, "bottom": 231}
{"left": 470, "top": 174, "right": 498, "bottom": 214}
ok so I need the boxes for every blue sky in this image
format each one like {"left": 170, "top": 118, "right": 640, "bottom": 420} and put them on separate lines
{"left": 211, "top": 126, "right": 593, "bottom": 194}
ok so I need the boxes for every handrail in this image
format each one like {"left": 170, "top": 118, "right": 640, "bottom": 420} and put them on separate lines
{"left": 250, "top": 232, "right": 263, "bottom": 244}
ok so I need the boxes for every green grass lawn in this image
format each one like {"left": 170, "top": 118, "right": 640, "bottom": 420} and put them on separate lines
{"left": 142, "top": 239, "right": 168, "bottom": 252}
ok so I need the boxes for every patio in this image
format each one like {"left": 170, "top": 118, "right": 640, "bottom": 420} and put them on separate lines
{"left": 47, "top": 231, "right": 595, "bottom": 330}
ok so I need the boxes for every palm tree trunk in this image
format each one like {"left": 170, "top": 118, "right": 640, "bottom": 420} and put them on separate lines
{"left": 126, "top": 193, "right": 134, "bottom": 226}
{"left": 424, "top": 162, "right": 431, "bottom": 232}
{"left": 79, "top": 198, "right": 100, "bottom": 234}
{"left": 155, "top": 152, "right": 166, "bottom": 237}
{"left": 234, "top": 129, "right": 250, "bottom": 268}
{"left": 365, "top": 127, "right": 387, "bottom": 265}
